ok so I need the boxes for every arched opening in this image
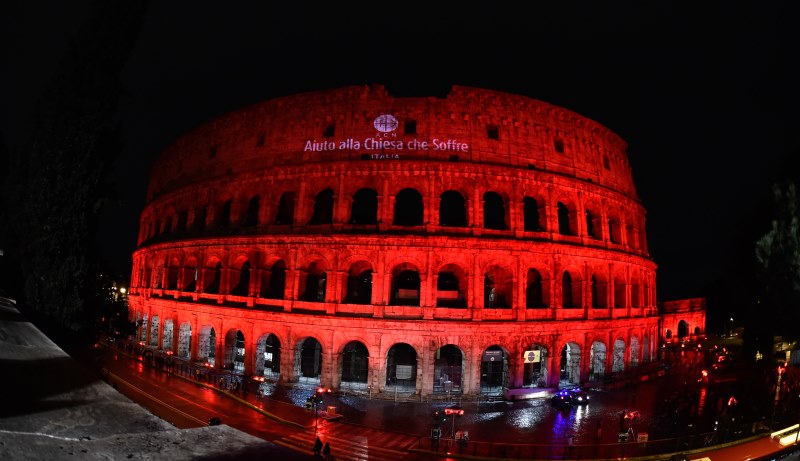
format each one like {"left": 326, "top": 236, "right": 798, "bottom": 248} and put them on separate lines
{"left": 480, "top": 345, "right": 508, "bottom": 395}
{"left": 630, "top": 336, "right": 640, "bottom": 368}
{"left": 296, "top": 337, "right": 322, "bottom": 384}
{"left": 340, "top": 341, "right": 369, "bottom": 387}
{"left": 230, "top": 260, "right": 251, "bottom": 296}
{"left": 302, "top": 261, "right": 327, "bottom": 302}
{"left": 678, "top": 320, "right": 689, "bottom": 339}
{"left": 439, "top": 190, "right": 467, "bottom": 227}
{"left": 614, "top": 275, "right": 626, "bottom": 308}
{"left": 484, "top": 266, "right": 512, "bottom": 308}
{"left": 350, "top": 188, "right": 378, "bottom": 224}
{"left": 256, "top": 333, "right": 281, "bottom": 381}
{"left": 612, "top": 339, "right": 625, "bottom": 374}
{"left": 608, "top": 215, "right": 622, "bottom": 244}
{"left": 523, "top": 196, "right": 543, "bottom": 231}
{"left": 386, "top": 343, "right": 417, "bottom": 391}
{"left": 585, "top": 207, "right": 601, "bottom": 239}
{"left": 522, "top": 345, "right": 549, "bottom": 388}
{"left": 390, "top": 269, "right": 420, "bottom": 306}
{"left": 309, "top": 188, "right": 334, "bottom": 225}
{"left": 275, "top": 192, "right": 295, "bottom": 225}
{"left": 216, "top": 200, "right": 232, "bottom": 228}
{"left": 204, "top": 261, "right": 222, "bottom": 294}
{"left": 167, "top": 260, "right": 179, "bottom": 290}
{"left": 139, "top": 314, "right": 147, "bottom": 341}
{"left": 559, "top": 343, "right": 581, "bottom": 387}
{"left": 225, "top": 330, "right": 246, "bottom": 373}
{"left": 694, "top": 326, "right": 701, "bottom": 336}
{"left": 562, "top": 272, "right": 574, "bottom": 308}
{"left": 483, "top": 191, "right": 506, "bottom": 230}
{"left": 344, "top": 263, "right": 373, "bottom": 304}
{"left": 162, "top": 319, "right": 174, "bottom": 352}
{"left": 245, "top": 195, "right": 260, "bottom": 227}
{"left": 557, "top": 201, "right": 572, "bottom": 235}
{"left": 193, "top": 205, "right": 207, "bottom": 231}
{"left": 261, "top": 260, "right": 286, "bottom": 299}
{"left": 393, "top": 188, "right": 423, "bottom": 226}
{"left": 436, "top": 268, "right": 466, "bottom": 308}
{"left": 199, "top": 326, "right": 216, "bottom": 366}
{"left": 433, "top": 345, "right": 463, "bottom": 394}
{"left": 182, "top": 258, "right": 198, "bottom": 292}
{"left": 665, "top": 329, "right": 673, "bottom": 340}
{"left": 178, "top": 322, "right": 191, "bottom": 359}
{"left": 643, "top": 334, "right": 651, "bottom": 364}
{"left": 526, "top": 269, "right": 545, "bottom": 308}
{"left": 149, "top": 315, "right": 159, "bottom": 347}
{"left": 589, "top": 341, "right": 606, "bottom": 381}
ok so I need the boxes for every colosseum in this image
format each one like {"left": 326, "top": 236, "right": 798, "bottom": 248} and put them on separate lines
{"left": 128, "top": 84, "right": 695, "bottom": 399}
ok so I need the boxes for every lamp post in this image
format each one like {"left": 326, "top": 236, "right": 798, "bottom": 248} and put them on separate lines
{"left": 444, "top": 407, "right": 464, "bottom": 439}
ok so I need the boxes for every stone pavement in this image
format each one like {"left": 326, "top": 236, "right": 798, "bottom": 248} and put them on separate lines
{"left": 0, "top": 297, "right": 306, "bottom": 461}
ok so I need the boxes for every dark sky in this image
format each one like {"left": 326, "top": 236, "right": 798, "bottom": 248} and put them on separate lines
{"left": 3, "top": 2, "right": 799, "bottom": 304}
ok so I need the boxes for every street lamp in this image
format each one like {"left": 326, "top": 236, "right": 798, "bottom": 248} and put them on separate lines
{"left": 444, "top": 406, "right": 464, "bottom": 439}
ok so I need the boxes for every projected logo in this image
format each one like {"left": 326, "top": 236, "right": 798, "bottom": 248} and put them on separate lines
{"left": 373, "top": 114, "right": 399, "bottom": 133}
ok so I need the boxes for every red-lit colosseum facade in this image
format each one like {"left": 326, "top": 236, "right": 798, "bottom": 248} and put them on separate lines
{"left": 129, "top": 84, "right": 675, "bottom": 398}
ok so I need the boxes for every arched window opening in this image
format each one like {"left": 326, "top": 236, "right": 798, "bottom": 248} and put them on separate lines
{"left": 245, "top": 195, "right": 260, "bottom": 227}
{"left": 436, "top": 271, "right": 465, "bottom": 308}
{"left": 523, "top": 197, "right": 542, "bottom": 231}
{"left": 341, "top": 341, "right": 369, "bottom": 384}
{"left": 393, "top": 188, "right": 423, "bottom": 226}
{"left": 261, "top": 260, "right": 286, "bottom": 299}
{"left": 302, "top": 263, "right": 327, "bottom": 302}
{"left": 350, "top": 188, "right": 378, "bottom": 224}
{"left": 204, "top": 262, "right": 222, "bottom": 294}
{"left": 678, "top": 320, "right": 689, "bottom": 339}
{"left": 483, "top": 191, "right": 506, "bottom": 230}
{"left": 526, "top": 269, "right": 545, "bottom": 308}
{"left": 586, "top": 209, "right": 600, "bottom": 239}
{"left": 230, "top": 261, "right": 251, "bottom": 296}
{"left": 193, "top": 206, "right": 207, "bottom": 231}
{"left": 345, "top": 268, "right": 373, "bottom": 304}
{"left": 433, "top": 345, "right": 463, "bottom": 394}
{"left": 275, "top": 192, "right": 295, "bottom": 225}
{"left": 591, "top": 275, "right": 599, "bottom": 308}
{"left": 562, "top": 272, "right": 574, "bottom": 308}
{"left": 385, "top": 343, "right": 417, "bottom": 390}
{"left": 391, "top": 270, "right": 420, "bottom": 306}
{"left": 216, "top": 200, "right": 232, "bottom": 228}
{"left": 608, "top": 216, "right": 622, "bottom": 244}
{"left": 484, "top": 269, "right": 511, "bottom": 308}
{"left": 480, "top": 345, "right": 508, "bottom": 394}
{"left": 614, "top": 276, "right": 626, "bottom": 309}
{"left": 589, "top": 342, "right": 606, "bottom": 381}
{"left": 557, "top": 202, "right": 572, "bottom": 235}
{"left": 522, "top": 345, "right": 549, "bottom": 387}
{"left": 439, "top": 190, "right": 467, "bottom": 227}
{"left": 167, "top": 262, "right": 179, "bottom": 290}
{"left": 176, "top": 210, "right": 188, "bottom": 233}
{"left": 309, "top": 188, "right": 334, "bottom": 225}
{"left": 298, "top": 337, "right": 322, "bottom": 382}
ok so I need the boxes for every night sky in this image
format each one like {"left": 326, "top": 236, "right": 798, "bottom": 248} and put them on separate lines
{"left": 3, "top": 2, "right": 799, "bottom": 308}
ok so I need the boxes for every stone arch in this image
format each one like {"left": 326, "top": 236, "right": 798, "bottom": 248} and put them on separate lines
{"left": 167, "top": 256, "right": 180, "bottom": 290}
{"left": 256, "top": 333, "right": 282, "bottom": 380}
{"left": 526, "top": 268, "right": 547, "bottom": 308}
{"left": 480, "top": 345, "right": 509, "bottom": 394}
{"left": 630, "top": 335, "right": 640, "bottom": 367}
{"left": 340, "top": 340, "right": 369, "bottom": 386}
{"left": 440, "top": 190, "right": 467, "bottom": 227}
{"left": 343, "top": 260, "right": 374, "bottom": 304}
{"left": 215, "top": 198, "right": 232, "bottom": 229}
{"left": 295, "top": 336, "right": 323, "bottom": 384}
{"left": 198, "top": 325, "right": 217, "bottom": 365}
{"left": 591, "top": 270, "right": 609, "bottom": 308}
{"left": 385, "top": 342, "right": 418, "bottom": 391}
{"left": 613, "top": 272, "right": 626, "bottom": 309}
{"left": 182, "top": 254, "right": 199, "bottom": 292}
{"left": 309, "top": 187, "right": 334, "bottom": 225}
{"left": 162, "top": 319, "right": 174, "bottom": 351}
{"left": 607, "top": 207, "right": 623, "bottom": 244}
{"left": 678, "top": 320, "right": 689, "bottom": 339}
{"left": 229, "top": 254, "right": 251, "bottom": 296}
{"left": 556, "top": 199, "right": 578, "bottom": 236}
{"left": 584, "top": 200, "right": 603, "bottom": 239}
{"left": 393, "top": 188, "right": 424, "bottom": 226}
{"left": 243, "top": 194, "right": 260, "bottom": 227}
{"left": 433, "top": 344, "right": 464, "bottom": 394}
{"left": 561, "top": 268, "right": 583, "bottom": 308}
{"left": 484, "top": 265, "right": 513, "bottom": 308}
{"left": 275, "top": 191, "right": 295, "bottom": 225}
{"left": 483, "top": 191, "right": 507, "bottom": 230}
{"left": 436, "top": 263, "right": 468, "bottom": 308}
{"left": 589, "top": 340, "right": 606, "bottom": 381}
{"left": 522, "top": 195, "right": 545, "bottom": 231}
{"left": 299, "top": 257, "right": 330, "bottom": 302}
{"left": 390, "top": 264, "right": 421, "bottom": 306}
{"left": 559, "top": 342, "right": 581, "bottom": 386}
{"left": 522, "top": 344, "right": 549, "bottom": 387}
{"left": 612, "top": 338, "right": 625, "bottom": 373}
{"left": 224, "top": 329, "right": 246, "bottom": 373}
{"left": 349, "top": 188, "right": 378, "bottom": 224}
{"left": 178, "top": 322, "right": 191, "bottom": 359}
{"left": 148, "top": 315, "right": 159, "bottom": 347}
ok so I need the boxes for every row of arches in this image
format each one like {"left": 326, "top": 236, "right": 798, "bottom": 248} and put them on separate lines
{"left": 135, "top": 311, "right": 658, "bottom": 395}
{"left": 133, "top": 250, "right": 654, "bottom": 311}
{"left": 140, "top": 184, "right": 646, "bottom": 253}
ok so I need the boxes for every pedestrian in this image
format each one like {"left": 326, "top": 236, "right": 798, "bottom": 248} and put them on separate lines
{"left": 313, "top": 436, "right": 322, "bottom": 457}
{"left": 322, "top": 441, "right": 331, "bottom": 460}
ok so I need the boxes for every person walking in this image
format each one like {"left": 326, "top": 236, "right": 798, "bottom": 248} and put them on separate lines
{"left": 313, "top": 436, "right": 322, "bottom": 457}
{"left": 322, "top": 441, "right": 331, "bottom": 460}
